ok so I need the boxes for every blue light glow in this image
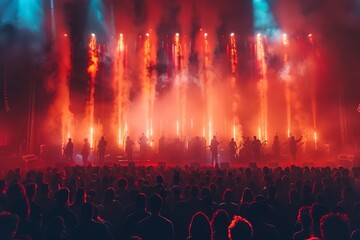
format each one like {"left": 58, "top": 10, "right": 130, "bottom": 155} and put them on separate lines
{"left": 88, "top": 0, "right": 108, "bottom": 36}
{"left": 18, "top": 0, "right": 44, "bottom": 34}
{"left": 253, "top": 0, "right": 277, "bottom": 33}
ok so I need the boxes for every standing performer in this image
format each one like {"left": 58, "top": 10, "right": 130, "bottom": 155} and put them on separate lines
{"left": 252, "top": 136, "right": 262, "bottom": 161}
{"left": 210, "top": 136, "right": 221, "bottom": 167}
{"left": 81, "top": 138, "right": 91, "bottom": 166}
{"left": 64, "top": 138, "right": 74, "bottom": 162}
{"left": 289, "top": 135, "right": 302, "bottom": 161}
{"left": 125, "top": 136, "right": 135, "bottom": 161}
{"left": 228, "top": 138, "right": 238, "bottom": 162}
{"left": 138, "top": 133, "right": 148, "bottom": 161}
{"left": 97, "top": 136, "right": 107, "bottom": 165}
{"left": 272, "top": 134, "right": 281, "bottom": 160}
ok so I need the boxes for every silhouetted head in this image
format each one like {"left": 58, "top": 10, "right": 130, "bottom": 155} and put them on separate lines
{"left": 26, "top": 183, "right": 37, "bottom": 201}
{"left": 55, "top": 188, "right": 70, "bottom": 207}
{"left": 223, "top": 189, "right": 233, "bottom": 202}
{"left": 267, "top": 185, "right": 277, "bottom": 200}
{"left": 81, "top": 202, "right": 94, "bottom": 221}
{"left": 117, "top": 178, "right": 128, "bottom": 190}
{"left": 135, "top": 193, "right": 146, "bottom": 211}
{"left": 320, "top": 213, "right": 349, "bottom": 240}
{"left": 211, "top": 210, "right": 230, "bottom": 238}
{"left": 149, "top": 194, "right": 162, "bottom": 214}
{"left": 241, "top": 187, "right": 254, "bottom": 203}
{"left": 228, "top": 215, "right": 253, "bottom": 240}
{"left": 156, "top": 175, "right": 164, "bottom": 184}
{"left": 103, "top": 187, "right": 116, "bottom": 204}
{"left": 297, "top": 206, "right": 312, "bottom": 229}
{"left": 191, "top": 186, "right": 199, "bottom": 198}
{"left": 189, "top": 212, "right": 211, "bottom": 240}
{"left": 68, "top": 138, "right": 72, "bottom": 142}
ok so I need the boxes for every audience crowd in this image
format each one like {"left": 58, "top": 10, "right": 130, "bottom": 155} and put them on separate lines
{"left": 1, "top": 163, "right": 360, "bottom": 240}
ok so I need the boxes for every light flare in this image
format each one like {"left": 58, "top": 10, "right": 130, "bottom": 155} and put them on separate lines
{"left": 90, "top": 127, "right": 94, "bottom": 148}
{"left": 87, "top": 34, "right": 98, "bottom": 149}
{"left": 283, "top": 33, "right": 292, "bottom": 140}
{"left": 256, "top": 34, "right": 268, "bottom": 141}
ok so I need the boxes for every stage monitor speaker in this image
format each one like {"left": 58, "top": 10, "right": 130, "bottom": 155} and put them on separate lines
{"left": 190, "top": 162, "right": 200, "bottom": 168}
{"left": 220, "top": 162, "right": 230, "bottom": 169}
{"left": 158, "top": 162, "right": 166, "bottom": 168}
{"left": 249, "top": 162, "right": 258, "bottom": 168}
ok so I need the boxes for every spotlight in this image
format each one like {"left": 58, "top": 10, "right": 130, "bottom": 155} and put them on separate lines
{"left": 146, "top": 33, "right": 149, "bottom": 37}
{"left": 175, "top": 33, "right": 179, "bottom": 37}
{"left": 91, "top": 33, "right": 95, "bottom": 37}
{"left": 230, "top": 33, "right": 235, "bottom": 37}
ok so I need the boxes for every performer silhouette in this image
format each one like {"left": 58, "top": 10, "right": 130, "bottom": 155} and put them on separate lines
{"left": 210, "top": 136, "right": 221, "bottom": 167}
{"left": 138, "top": 133, "right": 148, "bottom": 161}
{"left": 125, "top": 136, "right": 135, "bottom": 161}
{"left": 97, "top": 136, "right": 107, "bottom": 165}
{"left": 64, "top": 138, "right": 73, "bottom": 162}
{"left": 289, "top": 135, "right": 302, "bottom": 161}
{"left": 272, "top": 134, "right": 281, "bottom": 160}
{"left": 252, "top": 136, "right": 262, "bottom": 161}
{"left": 81, "top": 138, "right": 91, "bottom": 166}
{"left": 228, "top": 138, "right": 238, "bottom": 161}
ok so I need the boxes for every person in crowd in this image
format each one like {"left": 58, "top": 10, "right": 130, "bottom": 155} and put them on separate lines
{"left": 218, "top": 189, "right": 238, "bottom": 219}
{"left": 228, "top": 215, "right": 253, "bottom": 240}
{"left": 122, "top": 193, "right": 151, "bottom": 238}
{"left": 293, "top": 206, "right": 312, "bottom": 240}
{"left": 69, "top": 202, "right": 114, "bottom": 240}
{"left": 138, "top": 193, "right": 174, "bottom": 240}
{"left": 188, "top": 212, "right": 212, "bottom": 240}
{"left": 0, "top": 211, "right": 19, "bottom": 240}
{"left": 211, "top": 209, "right": 230, "bottom": 240}
{"left": 25, "top": 183, "right": 41, "bottom": 225}
{"left": 45, "top": 187, "right": 78, "bottom": 234}
{"left": 44, "top": 216, "right": 66, "bottom": 240}
{"left": 320, "top": 213, "right": 349, "bottom": 240}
